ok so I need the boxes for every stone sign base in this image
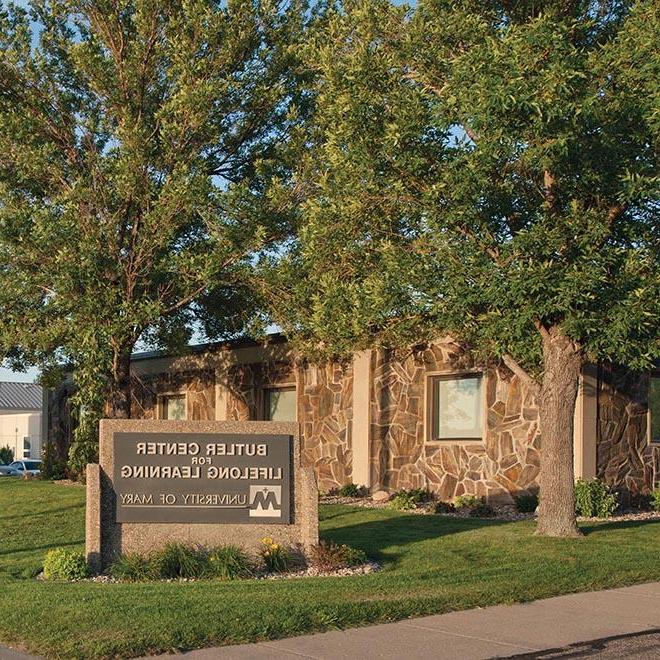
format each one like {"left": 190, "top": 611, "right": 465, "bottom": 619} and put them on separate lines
{"left": 86, "top": 419, "right": 318, "bottom": 573}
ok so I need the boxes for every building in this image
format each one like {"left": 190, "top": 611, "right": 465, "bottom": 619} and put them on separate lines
{"left": 47, "top": 335, "right": 660, "bottom": 503}
{"left": 0, "top": 382, "right": 44, "bottom": 461}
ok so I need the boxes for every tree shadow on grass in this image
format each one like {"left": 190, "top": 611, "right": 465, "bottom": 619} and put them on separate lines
{"left": 0, "top": 538, "right": 84, "bottom": 558}
{"left": 0, "top": 503, "right": 84, "bottom": 522}
{"left": 579, "top": 517, "right": 660, "bottom": 536}
{"left": 320, "top": 512, "right": 514, "bottom": 567}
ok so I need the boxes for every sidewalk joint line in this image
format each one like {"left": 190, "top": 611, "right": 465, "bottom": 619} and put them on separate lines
{"left": 258, "top": 642, "right": 322, "bottom": 659}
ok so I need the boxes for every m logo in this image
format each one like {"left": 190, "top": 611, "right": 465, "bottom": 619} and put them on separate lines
{"left": 249, "top": 485, "right": 282, "bottom": 518}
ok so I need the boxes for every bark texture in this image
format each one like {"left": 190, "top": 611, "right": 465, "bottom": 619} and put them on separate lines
{"left": 106, "top": 349, "right": 132, "bottom": 419}
{"left": 536, "top": 326, "right": 582, "bottom": 537}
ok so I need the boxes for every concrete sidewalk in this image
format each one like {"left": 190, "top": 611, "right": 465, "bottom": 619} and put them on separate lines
{"left": 151, "top": 582, "right": 660, "bottom": 659}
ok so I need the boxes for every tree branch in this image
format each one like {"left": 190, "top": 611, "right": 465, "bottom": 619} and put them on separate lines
{"left": 502, "top": 353, "right": 541, "bottom": 397}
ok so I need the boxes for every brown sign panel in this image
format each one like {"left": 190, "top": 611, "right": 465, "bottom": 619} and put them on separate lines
{"left": 113, "top": 432, "right": 291, "bottom": 524}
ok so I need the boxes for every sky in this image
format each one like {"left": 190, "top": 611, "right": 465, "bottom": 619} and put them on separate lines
{"left": 0, "top": 365, "right": 39, "bottom": 383}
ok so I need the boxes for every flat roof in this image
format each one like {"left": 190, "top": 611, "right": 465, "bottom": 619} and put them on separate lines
{"left": 130, "top": 333, "right": 288, "bottom": 363}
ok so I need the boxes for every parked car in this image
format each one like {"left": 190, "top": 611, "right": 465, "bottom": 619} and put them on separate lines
{"left": 0, "top": 463, "right": 17, "bottom": 476}
{"left": 7, "top": 459, "right": 42, "bottom": 477}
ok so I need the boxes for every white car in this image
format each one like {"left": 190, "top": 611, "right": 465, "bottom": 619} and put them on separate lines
{"left": 6, "top": 459, "right": 42, "bottom": 477}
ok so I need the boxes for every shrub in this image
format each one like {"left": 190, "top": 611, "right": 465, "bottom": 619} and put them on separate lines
{"left": 388, "top": 488, "right": 430, "bottom": 511}
{"left": 260, "top": 537, "right": 289, "bottom": 573}
{"left": 0, "top": 445, "right": 13, "bottom": 465}
{"left": 434, "top": 501, "right": 455, "bottom": 514}
{"left": 514, "top": 494, "right": 539, "bottom": 513}
{"left": 109, "top": 553, "right": 152, "bottom": 582}
{"left": 208, "top": 545, "right": 253, "bottom": 580}
{"left": 41, "top": 442, "right": 68, "bottom": 481}
{"left": 43, "top": 548, "right": 89, "bottom": 581}
{"left": 150, "top": 543, "right": 209, "bottom": 579}
{"left": 651, "top": 489, "right": 660, "bottom": 513}
{"left": 469, "top": 501, "right": 495, "bottom": 517}
{"left": 309, "top": 541, "right": 367, "bottom": 571}
{"left": 574, "top": 479, "right": 618, "bottom": 518}
{"left": 338, "top": 483, "right": 364, "bottom": 498}
{"left": 454, "top": 494, "right": 480, "bottom": 509}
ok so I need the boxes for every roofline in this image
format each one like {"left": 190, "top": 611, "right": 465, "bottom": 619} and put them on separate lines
{"left": 130, "top": 332, "right": 288, "bottom": 363}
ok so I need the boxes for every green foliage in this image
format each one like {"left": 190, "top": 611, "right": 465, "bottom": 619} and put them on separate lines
{"left": 0, "top": 446, "right": 12, "bottom": 465}
{"left": 43, "top": 548, "right": 89, "bottom": 581}
{"left": 434, "top": 501, "right": 455, "bottom": 514}
{"left": 0, "top": 0, "right": 310, "bottom": 469}
{"left": 650, "top": 489, "right": 660, "bottom": 513}
{"left": 309, "top": 541, "right": 367, "bottom": 571}
{"left": 574, "top": 479, "right": 618, "bottom": 518}
{"left": 40, "top": 443, "right": 68, "bottom": 481}
{"left": 109, "top": 554, "right": 153, "bottom": 582}
{"left": 208, "top": 545, "right": 253, "bottom": 581}
{"left": 338, "top": 483, "right": 364, "bottom": 497}
{"left": 470, "top": 501, "right": 496, "bottom": 518}
{"left": 388, "top": 488, "right": 430, "bottom": 511}
{"left": 149, "top": 543, "right": 209, "bottom": 580}
{"left": 454, "top": 495, "right": 481, "bottom": 510}
{"left": 515, "top": 494, "right": 540, "bottom": 513}
{"left": 260, "top": 537, "right": 289, "bottom": 573}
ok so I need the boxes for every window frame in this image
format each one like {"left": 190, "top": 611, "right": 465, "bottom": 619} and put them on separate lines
{"left": 425, "top": 371, "right": 486, "bottom": 444}
{"left": 157, "top": 392, "right": 188, "bottom": 421}
{"left": 648, "top": 372, "right": 660, "bottom": 446}
{"left": 262, "top": 385, "right": 297, "bottom": 422}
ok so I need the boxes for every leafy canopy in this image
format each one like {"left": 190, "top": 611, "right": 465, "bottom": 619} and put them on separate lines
{"left": 266, "top": 0, "right": 659, "bottom": 373}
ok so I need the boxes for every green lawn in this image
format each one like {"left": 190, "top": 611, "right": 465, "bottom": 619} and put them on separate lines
{"left": 1, "top": 480, "right": 659, "bottom": 659}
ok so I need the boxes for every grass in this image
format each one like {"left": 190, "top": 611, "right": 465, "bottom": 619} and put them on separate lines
{"left": 1, "top": 480, "right": 659, "bottom": 659}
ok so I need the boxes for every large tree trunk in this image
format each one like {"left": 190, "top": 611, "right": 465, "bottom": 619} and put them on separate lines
{"left": 106, "top": 348, "right": 132, "bottom": 419}
{"left": 536, "top": 326, "right": 583, "bottom": 537}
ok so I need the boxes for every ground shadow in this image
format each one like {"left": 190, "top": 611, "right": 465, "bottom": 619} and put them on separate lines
{"left": 320, "top": 510, "right": 515, "bottom": 566}
{"left": 0, "top": 503, "right": 84, "bottom": 522}
{"left": 579, "top": 517, "right": 660, "bottom": 536}
{"left": 501, "top": 627, "right": 660, "bottom": 658}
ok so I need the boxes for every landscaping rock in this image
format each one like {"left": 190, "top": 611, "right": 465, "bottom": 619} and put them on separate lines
{"left": 372, "top": 490, "right": 391, "bottom": 503}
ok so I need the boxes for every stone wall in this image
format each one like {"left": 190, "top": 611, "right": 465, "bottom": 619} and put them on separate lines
{"left": 370, "top": 342, "right": 541, "bottom": 503}
{"left": 131, "top": 369, "right": 215, "bottom": 421}
{"left": 298, "top": 362, "right": 353, "bottom": 492}
{"left": 596, "top": 365, "right": 659, "bottom": 499}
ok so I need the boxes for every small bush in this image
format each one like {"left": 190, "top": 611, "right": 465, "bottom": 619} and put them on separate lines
{"left": 208, "top": 545, "right": 253, "bottom": 580}
{"left": 41, "top": 442, "right": 68, "bottom": 481}
{"left": 388, "top": 488, "right": 430, "bottom": 511}
{"left": 515, "top": 493, "right": 539, "bottom": 513}
{"left": 470, "top": 501, "right": 495, "bottom": 517}
{"left": 575, "top": 479, "right": 618, "bottom": 518}
{"left": 434, "top": 501, "right": 455, "bottom": 514}
{"left": 338, "top": 483, "right": 364, "bottom": 498}
{"left": 43, "top": 548, "right": 89, "bottom": 581}
{"left": 109, "top": 553, "right": 152, "bottom": 582}
{"left": 651, "top": 489, "right": 660, "bottom": 513}
{"left": 260, "top": 537, "right": 289, "bottom": 573}
{"left": 150, "top": 543, "right": 209, "bottom": 579}
{"left": 0, "top": 445, "right": 13, "bottom": 465}
{"left": 309, "top": 541, "right": 367, "bottom": 571}
{"left": 454, "top": 494, "right": 480, "bottom": 509}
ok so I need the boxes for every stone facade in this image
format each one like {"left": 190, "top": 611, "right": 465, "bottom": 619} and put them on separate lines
{"left": 298, "top": 361, "right": 353, "bottom": 492}
{"left": 370, "top": 342, "right": 540, "bottom": 503}
{"left": 47, "top": 336, "right": 659, "bottom": 503}
{"left": 596, "top": 365, "right": 660, "bottom": 500}
{"left": 131, "top": 369, "right": 215, "bottom": 421}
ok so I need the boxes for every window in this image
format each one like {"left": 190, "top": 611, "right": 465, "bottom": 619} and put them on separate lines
{"left": 650, "top": 376, "right": 660, "bottom": 444}
{"left": 160, "top": 394, "right": 186, "bottom": 420}
{"left": 264, "top": 387, "right": 297, "bottom": 422}
{"left": 22, "top": 438, "right": 30, "bottom": 459}
{"left": 429, "top": 374, "right": 484, "bottom": 441}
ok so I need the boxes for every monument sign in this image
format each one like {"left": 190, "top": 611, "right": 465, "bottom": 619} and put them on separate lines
{"left": 86, "top": 420, "right": 318, "bottom": 572}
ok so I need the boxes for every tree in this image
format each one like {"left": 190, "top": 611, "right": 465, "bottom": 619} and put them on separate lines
{"left": 0, "top": 0, "right": 307, "bottom": 470}
{"left": 264, "top": 0, "right": 660, "bottom": 535}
